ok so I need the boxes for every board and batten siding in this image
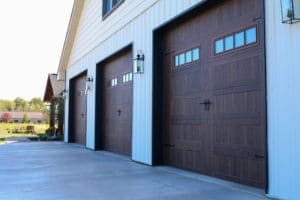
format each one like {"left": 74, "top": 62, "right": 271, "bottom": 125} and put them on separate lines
{"left": 64, "top": 0, "right": 206, "bottom": 164}
{"left": 265, "top": 1, "right": 300, "bottom": 200}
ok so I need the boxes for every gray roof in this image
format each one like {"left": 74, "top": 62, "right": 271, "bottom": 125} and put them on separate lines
{"left": 44, "top": 74, "right": 65, "bottom": 101}
{"left": 49, "top": 74, "right": 65, "bottom": 97}
{"left": 0, "top": 112, "right": 44, "bottom": 119}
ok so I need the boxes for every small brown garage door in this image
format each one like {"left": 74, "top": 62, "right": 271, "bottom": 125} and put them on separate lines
{"left": 102, "top": 49, "right": 132, "bottom": 156}
{"left": 70, "top": 73, "right": 87, "bottom": 145}
{"left": 162, "top": 0, "right": 266, "bottom": 188}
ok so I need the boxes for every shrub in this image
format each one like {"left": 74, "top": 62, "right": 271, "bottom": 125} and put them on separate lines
{"left": 22, "top": 114, "right": 30, "bottom": 123}
{"left": 1, "top": 113, "right": 12, "bottom": 123}
{"left": 37, "top": 133, "right": 48, "bottom": 141}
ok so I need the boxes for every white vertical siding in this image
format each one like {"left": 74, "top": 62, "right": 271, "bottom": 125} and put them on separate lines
{"left": 65, "top": 0, "right": 207, "bottom": 165}
{"left": 265, "top": 1, "right": 300, "bottom": 200}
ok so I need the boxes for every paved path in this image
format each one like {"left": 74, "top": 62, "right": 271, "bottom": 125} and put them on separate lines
{"left": 0, "top": 142, "right": 271, "bottom": 200}
{"left": 5, "top": 137, "right": 32, "bottom": 144}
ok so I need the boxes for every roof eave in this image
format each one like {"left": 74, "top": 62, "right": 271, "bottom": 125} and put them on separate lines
{"left": 57, "top": 0, "right": 84, "bottom": 80}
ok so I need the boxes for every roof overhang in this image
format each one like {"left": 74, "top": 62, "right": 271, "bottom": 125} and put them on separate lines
{"left": 57, "top": 0, "right": 84, "bottom": 80}
{"left": 43, "top": 74, "right": 65, "bottom": 102}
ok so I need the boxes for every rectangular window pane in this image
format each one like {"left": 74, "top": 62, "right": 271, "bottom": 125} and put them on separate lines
{"left": 113, "top": 0, "right": 120, "bottom": 6}
{"left": 106, "top": 0, "right": 111, "bottom": 13}
{"left": 281, "top": 0, "right": 293, "bottom": 22}
{"left": 215, "top": 39, "right": 224, "bottom": 54}
{"left": 192, "top": 48, "right": 199, "bottom": 61}
{"left": 179, "top": 53, "right": 185, "bottom": 65}
{"left": 246, "top": 27, "right": 257, "bottom": 44}
{"left": 186, "top": 51, "right": 192, "bottom": 63}
{"left": 235, "top": 31, "right": 244, "bottom": 48}
{"left": 129, "top": 73, "right": 132, "bottom": 81}
{"left": 224, "top": 35, "right": 234, "bottom": 51}
{"left": 126, "top": 74, "right": 129, "bottom": 82}
{"left": 175, "top": 56, "right": 179, "bottom": 67}
{"left": 123, "top": 75, "right": 126, "bottom": 83}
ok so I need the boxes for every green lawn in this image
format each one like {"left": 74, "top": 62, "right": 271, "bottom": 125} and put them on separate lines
{"left": 0, "top": 123, "right": 48, "bottom": 133}
{"left": 0, "top": 123, "right": 49, "bottom": 144}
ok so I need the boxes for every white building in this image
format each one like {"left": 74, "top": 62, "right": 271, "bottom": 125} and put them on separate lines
{"left": 57, "top": 0, "right": 300, "bottom": 199}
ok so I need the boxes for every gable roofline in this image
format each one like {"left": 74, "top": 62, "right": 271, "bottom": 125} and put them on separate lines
{"left": 57, "top": 0, "right": 84, "bottom": 80}
{"left": 43, "top": 73, "right": 65, "bottom": 102}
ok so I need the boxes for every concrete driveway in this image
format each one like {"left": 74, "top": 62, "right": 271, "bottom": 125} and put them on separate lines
{"left": 0, "top": 142, "right": 270, "bottom": 200}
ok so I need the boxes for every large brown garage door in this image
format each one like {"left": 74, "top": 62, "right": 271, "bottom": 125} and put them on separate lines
{"left": 162, "top": 0, "right": 266, "bottom": 188}
{"left": 70, "top": 73, "right": 87, "bottom": 145}
{"left": 101, "top": 49, "right": 132, "bottom": 156}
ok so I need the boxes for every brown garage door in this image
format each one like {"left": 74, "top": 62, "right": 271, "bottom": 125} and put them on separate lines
{"left": 102, "top": 49, "right": 132, "bottom": 156}
{"left": 162, "top": 0, "right": 266, "bottom": 188}
{"left": 70, "top": 73, "right": 87, "bottom": 145}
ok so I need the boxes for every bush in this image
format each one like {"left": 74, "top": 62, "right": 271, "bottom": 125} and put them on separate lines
{"left": 22, "top": 114, "right": 30, "bottom": 123}
{"left": 12, "top": 126, "right": 24, "bottom": 133}
{"left": 1, "top": 113, "right": 12, "bottom": 123}
{"left": 37, "top": 133, "right": 48, "bottom": 141}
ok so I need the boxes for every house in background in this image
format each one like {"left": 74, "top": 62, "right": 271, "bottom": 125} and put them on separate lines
{"left": 0, "top": 112, "right": 44, "bottom": 123}
{"left": 56, "top": 0, "right": 300, "bottom": 199}
{"left": 43, "top": 73, "right": 65, "bottom": 134}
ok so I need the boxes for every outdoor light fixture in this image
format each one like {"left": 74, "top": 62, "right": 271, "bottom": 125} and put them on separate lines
{"left": 86, "top": 75, "right": 94, "bottom": 91}
{"left": 281, "top": 0, "right": 300, "bottom": 24}
{"left": 62, "top": 89, "right": 68, "bottom": 99}
{"left": 133, "top": 50, "right": 144, "bottom": 74}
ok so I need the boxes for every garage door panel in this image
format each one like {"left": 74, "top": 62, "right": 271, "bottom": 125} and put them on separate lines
{"left": 102, "top": 49, "right": 132, "bottom": 156}
{"left": 71, "top": 73, "right": 87, "bottom": 145}
{"left": 212, "top": 56, "right": 262, "bottom": 91}
{"left": 162, "top": 0, "right": 266, "bottom": 188}
{"left": 212, "top": 91, "right": 263, "bottom": 114}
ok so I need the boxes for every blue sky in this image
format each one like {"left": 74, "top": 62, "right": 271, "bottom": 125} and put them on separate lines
{"left": 0, "top": 0, "right": 74, "bottom": 100}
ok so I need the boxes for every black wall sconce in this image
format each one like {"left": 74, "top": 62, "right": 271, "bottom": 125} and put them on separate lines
{"left": 86, "top": 75, "right": 94, "bottom": 91}
{"left": 133, "top": 50, "right": 144, "bottom": 74}
{"left": 281, "top": 0, "right": 300, "bottom": 24}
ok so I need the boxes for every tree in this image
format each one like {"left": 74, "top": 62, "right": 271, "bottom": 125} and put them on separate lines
{"left": 1, "top": 112, "right": 12, "bottom": 123}
{"left": 56, "top": 98, "right": 64, "bottom": 134}
{"left": 5, "top": 101, "right": 15, "bottom": 111}
{"left": 50, "top": 101, "right": 56, "bottom": 127}
{"left": 0, "top": 97, "right": 48, "bottom": 113}
{"left": 14, "top": 97, "right": 27, "bottom": 111}
{"left": 0, "top": 100, "right": 15, "bottom": 112}
{"left": 22, "top": 114, "right": 30, "bottom": 123}
{"left": 29, "top": 97, "right": 46, "bottom": 112}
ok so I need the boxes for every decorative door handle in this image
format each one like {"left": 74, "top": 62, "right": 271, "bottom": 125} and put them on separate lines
{"left": 164, "top": 144, "right": 175, "bottom": 147}
{"left": 200, "top": 99, "right": 211, "bottom": 105}
{"left": 254, "top": 154, "right": 264, "bottom": 159}
{"left": 200, "top": 99, "right": 212, "bottom": 111}
{"left": 117, "top": 109, "right": 122, "bottom": 116}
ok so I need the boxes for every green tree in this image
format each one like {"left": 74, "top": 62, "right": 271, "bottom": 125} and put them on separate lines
{"left": 5, "top": 101, "right": 15, "bottom": 111}
{"left": 22, "top": 113, "right": 30, "bottom": 123}
{"left": 0, "top": 97, "right": 48, "bottom": 113}
{"left": 29, "top": 97, "right": 46, "bottom": 112}
{"left": 14, "top": 97, "right": 27, "bottom": 111}
{"left": 56, "top": 98, "right": 64, "bottom": 134}
{"left": 50, "top": 101, "right": 56, "bottom": 127}
{"left": 0, "top": 100, "right": 15, "bottom": 111}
